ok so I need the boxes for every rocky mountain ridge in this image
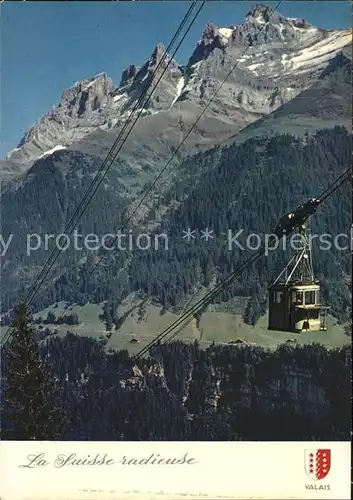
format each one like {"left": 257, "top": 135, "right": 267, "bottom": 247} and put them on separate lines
{"left": 3, "top": 4, "right": 351, "bottom": 176}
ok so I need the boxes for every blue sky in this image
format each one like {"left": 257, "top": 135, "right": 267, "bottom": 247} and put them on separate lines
{"left": 1, "top": 1, "right": 351, "bottom": 159}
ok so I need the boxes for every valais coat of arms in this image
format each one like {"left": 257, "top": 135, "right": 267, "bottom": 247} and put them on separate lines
{"left": 304, "top": 449, "right": 331, "bottom": 480}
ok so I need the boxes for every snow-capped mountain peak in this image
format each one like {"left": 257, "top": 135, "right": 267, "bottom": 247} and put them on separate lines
{"left": 246, "top": 4, "right": 275, "bottom": 22}
{"left": 6, "top": 46, "right": 182, "bottom": 166}
{"left": 4, "top": 5, "right": 352, "bottom": 172}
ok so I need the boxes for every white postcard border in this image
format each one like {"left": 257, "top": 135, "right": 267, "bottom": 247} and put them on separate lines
{"left": 0, "top": 441, "right": 351, "bottom": 500}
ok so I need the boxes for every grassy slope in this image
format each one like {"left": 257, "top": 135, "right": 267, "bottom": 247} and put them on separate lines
{"left": 9, "top": 299, "right": 348, "bottom": 356}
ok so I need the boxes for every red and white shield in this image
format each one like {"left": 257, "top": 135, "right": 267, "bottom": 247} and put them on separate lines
{"left": 304, "top": 449, "right": 331, "bottom": 480}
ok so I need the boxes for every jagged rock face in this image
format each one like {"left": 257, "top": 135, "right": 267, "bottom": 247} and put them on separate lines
{"left": 188, "top": 23, "right": 229, "bottom": 67}
{"left": 180, "top": 4, "right": 351, "bottom": 120}
{"left": 6, "top": 44, "right": 182, "bottom": 167}
{"left": 145, "top": 364, "right": 168, "bottom": 389}
{"left": 229, "top": 4, "right": 316, "bottom": 47}
{"left": 120, "top": 42, "right": 183, "bottom": 111}
{"left": 119, "top": 65, "right": 139, "bottom": 87}
{"left": 60, "top": 73, "right": 115, "bottom": 119}
{"left": 118, "top": 363, "right": 168, "bottom": 390}
{"left": 7, "top": 73, "right": 116, "bottom": 165}
{"left": 119, "top": 364, "right": 146, "bottom": 390}
{"left": 3, "top": 5, "right": 352, "bottom": 174}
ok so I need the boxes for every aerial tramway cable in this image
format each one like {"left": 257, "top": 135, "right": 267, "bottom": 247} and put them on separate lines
{"left": 1, "top": 0, "right": 205, "bottom": 348}
{"left": 133, "top": 167, "right": 352, "bottom": 356}
{"left": 57, "top": 0, "right": 291, "bottom": 437}
{"left": 59, "top": 166, "right": 351, "bottom": 438}
{"left": 3, "top": 0, "right": 283, "bottom": 348}
{"left": 20, "top": 0, "right": 286, "bottom": 344}
{"left": 6, "top": 0, "right": 350, "bottom": 435}
{"left": 25, "top": 0, "right": 204, "bottom": 306}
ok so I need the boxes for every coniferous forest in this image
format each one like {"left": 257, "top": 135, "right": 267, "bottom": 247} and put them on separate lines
{"left": 1, "top": 127, "right": 351, "bottom": 326}
{"left": 0, "top": 127, "right": 351, "bottom": 441}
{"left": 1, "top": 0, "right": 352, "bottom": 453}
{"left": 1, "top": 323, "right": 351, "bottom": 441}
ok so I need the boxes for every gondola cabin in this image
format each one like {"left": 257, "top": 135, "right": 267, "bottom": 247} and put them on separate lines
{"left": 267, "top": 218, "right": 329, "bottom": 333}
{"left": 268, "top": 281, "right": 328, "bottom": 332}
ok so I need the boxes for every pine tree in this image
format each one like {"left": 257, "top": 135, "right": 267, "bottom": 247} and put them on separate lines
{"left": 1, "top": 302, "right": 65, "bottom": 440}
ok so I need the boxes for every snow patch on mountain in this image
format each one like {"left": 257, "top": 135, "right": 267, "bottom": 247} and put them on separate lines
{"left": 6, "top": 147, "right": 21, "bottom": 160}
{"left": 248, "top": 63, "right": 262, "bottom": 73}
{"left": 170, "top": 76, "right": 186, "bottom": 108}
{"left": 3, "top": 4, "right": 352, "bottom": 175}
{"left": 218, "top": 27, "right": 234, "bottom": 39}
{"left": 38, "top": 145, "right": 67, "bottom": 159}
{"left": 277, "top": 30, "right": 352, "bottom": 74}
